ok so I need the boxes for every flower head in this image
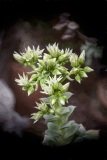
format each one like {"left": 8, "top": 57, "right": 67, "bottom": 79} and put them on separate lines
{"left": 15, "top": 73, "right": 38, "bottom": 95}
{"left": 13, "top": 46, "right": 44, "bottom": 67}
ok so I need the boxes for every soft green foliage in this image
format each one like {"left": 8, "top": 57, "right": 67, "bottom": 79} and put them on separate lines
{"left": 13, "top": 43, "right": 96, "bottom": 146}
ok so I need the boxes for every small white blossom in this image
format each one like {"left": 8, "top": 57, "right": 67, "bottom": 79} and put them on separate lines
{"left": 15, "top": 73, "right": 29, "bottom": 86}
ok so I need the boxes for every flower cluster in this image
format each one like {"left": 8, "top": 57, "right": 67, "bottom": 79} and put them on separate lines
{"left": 13, "top": 43, "right": 95, "bottom": 146}
{"left": 13, "top": 46, "right": 44, "bottom": 68}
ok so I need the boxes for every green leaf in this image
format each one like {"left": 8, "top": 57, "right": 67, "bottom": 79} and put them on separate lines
{"left": 44, "top": 114, "right": 60, "bottom": 123}
{"left": 80, "top": 71, "right": 88, "bottom": 78}
{"left": 66, "top": 75, "right": 74, "bottom": 81}
{"left": 79, "top": 50, "right": 85, "bottom": 64}
{"left": 58, "top": 54, "right": 69, "bottom": 63}
{"left": 56, "top": 105, "right": 76, "bottom": 122}
{"left": 47, "top": 122, "right": 59, "bottom": 130}
{"left": 28, "top": 86, "right": 34, "bottom": 96}
{"left": 29, "top": 74, "right": 38, "bottom": 82}
{"left": 43, "top": 135, "right": 57, "bottom": 146}
{"left": 31, "top": 112, "right": 43, "bottom": 123}
{"left": 40, "top": 97, "right": 50, "bottom": 103}
{"left": 77, "top": 124, "right": 86, "bottom": 137}
{"left": 64, "top": 92, "right": 74, "bottom": 99}
{"left": 75, "top": 74, "right": 81, "bottom": 83}
{"left": 61, "top": 120, "right": 79, "bottom": 138}
{"left": 13, "top": 52, "right": 23, "bottom": 63}
{"left": 70, "top": 53, "right": 78, "bottom": 67}
{"left": 59, "top": 97, "right": 65, "bottom": 105}
{"left": 52, "top": 69, "right": 61, "bottom": 75}
{"left": 84, "top": 66, "right": 94, "bottom": 73}
{"left": 62, "top": 82, "right": 70, "bottom": 91}
{"left": 51, "top": 98, "right": 57, "bottom": 105}
{"left": 68, "top": 105, "right": 76, "bottom": 114}
{"left": 84, "top": 130, "right": 99, "bottom": 139}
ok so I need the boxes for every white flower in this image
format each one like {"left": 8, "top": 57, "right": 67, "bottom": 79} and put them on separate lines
{"left": 15, "top": 73, "right": 29, "bottom": 86}
{"left": 14, "top": 45, "right": 44, "bottom": 66}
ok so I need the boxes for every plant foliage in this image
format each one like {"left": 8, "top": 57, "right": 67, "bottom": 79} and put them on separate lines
{"left": 13, "top": 43, "right": 98, "bottom": 146}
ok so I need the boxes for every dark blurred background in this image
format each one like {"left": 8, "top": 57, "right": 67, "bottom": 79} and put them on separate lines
{"left": 0, "top": 0, "right": 106, "bottom": 62}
